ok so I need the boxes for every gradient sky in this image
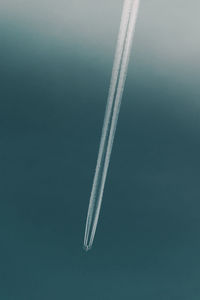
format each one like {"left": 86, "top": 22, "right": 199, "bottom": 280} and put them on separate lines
{"left": 1, "top": 1, "right": 200, "bottom": 299}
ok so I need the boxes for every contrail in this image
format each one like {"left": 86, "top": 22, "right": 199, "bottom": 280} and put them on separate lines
{"left": 83, "top": 0, "right": 140, "bottom": 251}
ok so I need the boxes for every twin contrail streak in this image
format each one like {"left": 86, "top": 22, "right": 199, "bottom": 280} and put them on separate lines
{"left": 83, "top": 0, "right": 140, "bottom": 251}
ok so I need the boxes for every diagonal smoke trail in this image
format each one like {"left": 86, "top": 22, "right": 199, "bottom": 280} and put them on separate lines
{"left": 84, "top": 0, "right": 133, "bottom": 251}
{"left": 83, "top": 0, "right": 140, "bottom": 251}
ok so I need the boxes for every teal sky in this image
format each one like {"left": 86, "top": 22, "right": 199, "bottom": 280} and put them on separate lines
{"left": 1, "top": 1, "right": 200, "bottom": 299}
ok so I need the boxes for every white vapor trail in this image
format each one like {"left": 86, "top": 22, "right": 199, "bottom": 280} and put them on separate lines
{"left": 83, "top": 0, "right": 140, "bottom": 251}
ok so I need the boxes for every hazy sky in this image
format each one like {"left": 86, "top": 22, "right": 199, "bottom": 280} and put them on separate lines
{"left": 1, "top": 0, "right": 200, "bottom": 61}
{"left": 1, "top": 0, "right": 199, "bottom": 91}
